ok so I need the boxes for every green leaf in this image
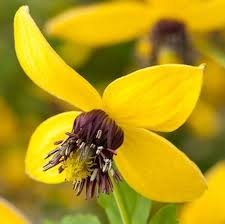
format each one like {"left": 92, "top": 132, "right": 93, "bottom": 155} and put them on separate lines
{"left": 60, "top": 214, "right": 101, "bottom": 224}
{"left": 98, "top": 181, "right": 151, "bottom": 224}
{"left": 149, "top": 204, "right": 179, "bottom": 224}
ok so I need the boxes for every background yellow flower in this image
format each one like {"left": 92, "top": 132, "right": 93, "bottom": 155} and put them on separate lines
{"left": 0, "top": 198, "right": 30, "bottom": 224}
{"left": 180, "top": 161, "right": 225, "bottom": 224}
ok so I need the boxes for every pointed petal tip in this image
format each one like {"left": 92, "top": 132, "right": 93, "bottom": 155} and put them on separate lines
{"left": 16, "top": 5, "right": 29, "bottom": 15}
{"left": 14, "top": 6, "right": 30, "bottom": 29}
{"left": 22, "top": 5, "right": 29, "bottom": 11}
{"left": 199, "top": 63, "right": 206, "bottom": 71}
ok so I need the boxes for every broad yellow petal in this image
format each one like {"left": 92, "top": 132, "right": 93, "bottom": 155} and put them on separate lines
{"left": 180, "top": 162, "right": 225, "bottom": 224}
{"left": 0, "top": 198, "right": 30, "bottom": 224}
{"left": 14, "top": 6, "right": 102, "bottom": 111}
{"left": 115, "top": 126, "right": 206, "bottom": 202}
{"left": 103, "top": 64, "right": 204, "bottom": 132}
{"left": 25, "top": 111, "right": 80, "bottom": 184}
{"left": 45, "top": 1, "right": 154, "bottom": 47}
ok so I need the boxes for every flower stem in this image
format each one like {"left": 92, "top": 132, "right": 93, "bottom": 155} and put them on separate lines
{"left": 112, "top": 180, "right": 130, "bottom": 224}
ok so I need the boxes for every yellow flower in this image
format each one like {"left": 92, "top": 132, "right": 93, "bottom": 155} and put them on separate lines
{"left": 42, "top": 0, "right": 225, "bottom": 140}
{"left": 180, "top": 161, "right": 225, "bottom": 224}
{"left": 14, "top": 6, "right": 207, "bottom": 202}
{"left": 0, "top": 198, "right": 30, "bottom": 224}
{"left": 44, "top": 1, "right": 225, "bottom": 48}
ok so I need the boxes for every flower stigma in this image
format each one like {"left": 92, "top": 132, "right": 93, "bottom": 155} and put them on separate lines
{"left": 43, "top": 109, "right": 124, "bottom": 198}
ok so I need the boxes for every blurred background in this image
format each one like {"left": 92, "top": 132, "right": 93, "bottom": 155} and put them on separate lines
{"left": 0, "top": 0, "right": 225, "bottom": 223}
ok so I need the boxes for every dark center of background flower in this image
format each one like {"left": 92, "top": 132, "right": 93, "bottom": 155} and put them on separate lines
{"left": 150, "top": 19, "right": 196, "bottom": 65}
{"left": 43, "top": 109, "right": 124, "bottom": 198}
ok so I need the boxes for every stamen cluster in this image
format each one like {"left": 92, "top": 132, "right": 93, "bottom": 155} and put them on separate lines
{"left": 43, "top": 109, "right": 124, "bottom": 198}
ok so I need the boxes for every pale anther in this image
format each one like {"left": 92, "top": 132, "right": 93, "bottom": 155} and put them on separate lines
{"left": 96, "top": 146, "right": 104, "bottom": 155}
{"left": 90, "top": 168, "right": 98, "bottom": 181}
{"left": 96, "top": 130, "right": 102, "bottom": 139}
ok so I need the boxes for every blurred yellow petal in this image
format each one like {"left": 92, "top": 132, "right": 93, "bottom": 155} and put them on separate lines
{"left": 14, "top": 6, "right": 102, "bottom": 111}
{"left": 186, "top": 0, "right": 225, "bottom": 31}
{"left": 103, "top": 64, "right": 204, "bottom": 132}
{"left": 1, "top": 149, "right": 28, "bottom": 191}
{"left": 149, "top": 0, "right": 189, "bottom": 8}
{"left": 180, "top": 162, "right": 225, "bottom": 224}
{"left": 188, "top": 101, "right": 220, "bottom": 138}
{"left": 25, "top": 111, "right": 80, "bottom": 184}
{"left": 202, "top": 58, "right": 225, "bottom": 107}
{"left": 0, "top": 198, "right": 29, "bottom": 224}
{"left": 148, "top": 0, "right": 225, "bottom": 31}
{"left": 149, "top": 0, "right": 190, "bottom": 18}
{"left": 58, "top": 42, "right": 92, "bottom": 68}
{"left": 45, "top": 1, "right": 153, "bottom": 47}
{"left": 0, "top": 98, "right": 17, "bottom": 144}
{"left": 115, "top": 126, "right": 206, "bottom": 202}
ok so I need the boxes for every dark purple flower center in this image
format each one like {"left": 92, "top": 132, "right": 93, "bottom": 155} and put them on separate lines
{"left": 43, "top": 109, "right": 124, "bottom": 198}
{"left": 150, "top": 19, "right": 196, "bottom": 65}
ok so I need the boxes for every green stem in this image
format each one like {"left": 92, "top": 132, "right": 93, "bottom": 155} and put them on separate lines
{"left": 194, "top": 38, "right": 225, "bottom": 69}
{"left": 112, "top": 180, "right": 130, "bottom": 224}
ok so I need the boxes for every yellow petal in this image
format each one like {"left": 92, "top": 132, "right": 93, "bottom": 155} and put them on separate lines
{"left": 147, "top": 0, "right": 225, "bottom": 32}
{"left": 202, "top": 58, "right": 225, "bottom": 107}
{"left": 14, "top": 6, "right": 102, "bottom": 111}
{"left": 0, "top": 198, "right": 30, "bottom": 224}
{"left": 25, "top": 111, "right": 80, "bottom": 184}
{"left": 187, "top": 101, "right": 220, "bottom": 139}
{"left": 58, "top": 41, "right": 92, "bottom": 68}
{"left": 103, "top": 64, "right": 204, "bottom": 132}
{"left": 180, "top": 162, "right": 225, "bottom": 224}
{"left": 45, "top": 1, "right": 153, "bottom": 47}
{"left": 115, "top": 126, "right": 206, "bottom": 202}
{"left": 149, "top": 0, "right": 189, "bottom": 8}
{"left": 149, "top": 0, "right": 190, "bottom": 17}
{"left": 186, "top": 0, "right": 225, "bottom": 31}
